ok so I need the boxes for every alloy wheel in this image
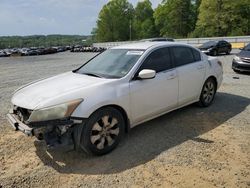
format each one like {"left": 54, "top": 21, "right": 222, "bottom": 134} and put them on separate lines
{"left": 90, "top": 115, "right": 119, "bottom": 150}
{"left": 202, "top": 81, "right": 215, "bottom": 104}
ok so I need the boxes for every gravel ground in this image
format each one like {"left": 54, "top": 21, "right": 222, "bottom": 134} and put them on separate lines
{"left": 0, "top": 51, "right": 249, "bottom": 188}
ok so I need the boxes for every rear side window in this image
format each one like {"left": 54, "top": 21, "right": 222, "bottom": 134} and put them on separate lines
{"left": 192, "top": 49, "right": 201, "bottom": 62}
{"left": 218, "top": 41, "right": 224, "bottom": 46}
{"left": 172, "top": 47, "right": 195, "bottom": 67}
{"left": 139, "top": 47, "right": 172, "bottom": 73}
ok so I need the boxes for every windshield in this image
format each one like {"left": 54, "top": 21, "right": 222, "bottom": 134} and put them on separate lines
{"left": 243, "top": 44, "right": 250, "bottom": 51}
{"left": 200, "top": 41, "right": 218, "bottom": 48}
{"left": 76, "top": 49, "right": 144, "bottom": 78}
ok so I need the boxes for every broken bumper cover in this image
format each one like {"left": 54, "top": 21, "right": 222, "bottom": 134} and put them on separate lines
{"left": 6, "top": 113, "right": 85, "bottom": 149}
{"left": 7, "top": 113, "right": 33, "bottom": 136}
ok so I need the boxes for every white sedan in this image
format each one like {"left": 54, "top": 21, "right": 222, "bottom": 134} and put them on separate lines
{"left": 7, "top": 42, "right": 223, "bottom": 155}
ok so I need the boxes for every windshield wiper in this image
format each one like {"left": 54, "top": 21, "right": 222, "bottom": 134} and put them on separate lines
{"left": 83, "top": 72, "right": 102, "bottom": 78}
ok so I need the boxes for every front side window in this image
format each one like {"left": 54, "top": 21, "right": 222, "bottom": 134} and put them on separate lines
{"left": 76, "top": 49, "right": 144, "bottom": 78}
{"left": 218, "top": 41, "right": 224, "bottom": 46}
{"left": 200, "top": 41, "right": 218, "bottom": 48}
{"left": 138, "top": 47, "right": 172, "bottom": 73}
{"left": 172, "top": 47, "right": 195, "bottom": 67}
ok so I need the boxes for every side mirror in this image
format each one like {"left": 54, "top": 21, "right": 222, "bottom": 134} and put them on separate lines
{"left": 138, "top": 69, "right": 156, "bottom": 80}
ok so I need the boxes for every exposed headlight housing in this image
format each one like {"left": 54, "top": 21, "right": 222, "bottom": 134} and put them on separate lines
{"left": 28, "top": 99, "right": 83, "bottom": 122}
{"left": 234, "top": 56, "right": 241, "bottom": 62}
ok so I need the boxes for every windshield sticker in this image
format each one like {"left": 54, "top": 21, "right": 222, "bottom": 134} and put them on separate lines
{"left": 126, "top": 51, "right": 144, "bottom": 55}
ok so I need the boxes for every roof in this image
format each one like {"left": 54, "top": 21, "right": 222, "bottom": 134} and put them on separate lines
{"left": 112, "top": 41, "right": 191, "bottom": 50}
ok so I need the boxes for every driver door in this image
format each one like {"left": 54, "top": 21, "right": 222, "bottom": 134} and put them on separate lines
{"left": 129, "top": 47, "right": 178, "bottom": 125}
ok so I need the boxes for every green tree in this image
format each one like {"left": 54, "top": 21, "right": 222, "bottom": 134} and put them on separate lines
{"left": 193, "top": 0, "right": 250, "bottom": 37}
{"left": 154, "top": 0, "right": 193, "bottom": 38}
{"left": 133, "top": 0, "right": 158, "bottom": 39}
{"left": 189, "top": 0, "right": 201, "bottom": 35}
{"left": 226, "top": 0, "right": 250, "bottom": 36}
{"left": 0, "top": 35, "right": 89, "bottom": 49}
{"left": 95, "top": 0, "right": 134, "bottom": 42}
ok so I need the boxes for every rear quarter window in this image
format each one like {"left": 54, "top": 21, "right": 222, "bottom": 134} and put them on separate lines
{"left": 192, "top": 48, "right": 201, "bottom": 62}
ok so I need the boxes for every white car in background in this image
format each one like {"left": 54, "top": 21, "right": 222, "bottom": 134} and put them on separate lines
{"left": 7, "top": 42, "right": 223, "bottom": 155}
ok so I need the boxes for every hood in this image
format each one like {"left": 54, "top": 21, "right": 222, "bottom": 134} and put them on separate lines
{"left": 199, "top": 45, "right": 215, "bottom": 50}
{"left": 12, "top": 71, "right": 109, "bottom": 109}
{"left": 238, "top": 50, "right": 250, "bottom": 58}
{"left": 199, "top": 41, "right": 218, "bottom": 50}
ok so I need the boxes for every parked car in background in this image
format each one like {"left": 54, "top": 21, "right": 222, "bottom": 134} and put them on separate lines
{"left": 20, "top": 48, "right": 29, "bottom": 56}
{"left": 232, "top": 43, "right": 250, "bottom": 73}
{"left": 141, "top": 37, "right": 175, "bottom": 42}
{"left": 0, "top": 46, "right": 72, "bottom": 57}
{"left": 199, "top": 40, "right": 232, "bottom": 56}
{"left": 7, "top": 42, "right": 223, "bottom": 155}
{"left": 70, "top": 45, "right": 106, "bottom": 53}
{"left": 26, "top": 47, "right": 40, "bottom": 56}
{"left": 3, "top": 49, "right": 12, "bottom": 56}
{"left": 0, "top": 50, "right": 9, "bottom": 57}
{"left": 42, "top": 47, "right": 58, "bottom": 55}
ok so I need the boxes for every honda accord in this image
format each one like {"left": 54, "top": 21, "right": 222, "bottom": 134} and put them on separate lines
{"left": 7, "top": 42, "right": 223, "bottom": 155}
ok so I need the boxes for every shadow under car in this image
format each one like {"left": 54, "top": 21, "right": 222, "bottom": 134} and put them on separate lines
{"left": 34, "top": 92, "right": 250, "bottom": 175}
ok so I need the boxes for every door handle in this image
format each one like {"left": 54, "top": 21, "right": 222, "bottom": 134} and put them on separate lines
{"left": 167, "top": 73, "right": 176, "bottom": 80}
{"left": 197, "top": 65, "right": 204, "bottom": 70}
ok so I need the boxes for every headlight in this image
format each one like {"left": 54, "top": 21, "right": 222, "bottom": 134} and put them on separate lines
{"left": 208, "top": 47, "right": 214, "bottom": 51}
{"left": 28, "top": 99, "right": 83, "bottom": 122}
{"left": 234, "top": 56, "right": 241, "bottom": 62}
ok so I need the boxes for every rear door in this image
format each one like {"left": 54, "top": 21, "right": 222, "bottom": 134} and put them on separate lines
{"left": 171, "top": 46, "right": 205, "bottom": 106}
{"left": 129, "top": 47, "right": 178, "bottom": 125}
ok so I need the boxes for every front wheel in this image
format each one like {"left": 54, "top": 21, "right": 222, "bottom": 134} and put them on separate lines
{"left": 199, "top": 78, "right": 217, "bottom": 107}
{"left": 79, "top": 107, "right": 125, "bottom": 155}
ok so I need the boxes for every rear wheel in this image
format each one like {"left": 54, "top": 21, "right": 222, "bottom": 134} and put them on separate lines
{"left": 226, "top": 49, "right": 231, "bottom": 55}
{"left": 79, "top": 107, "right": 125, "bottom": 155}
{"left": 199, "top": 78, "right": 216, "bottom": 107}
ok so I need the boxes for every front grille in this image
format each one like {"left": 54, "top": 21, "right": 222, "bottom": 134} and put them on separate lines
{"left": 237, "top": 65, "right": 250, "bottom": 71}
{"left": 241, "top": 57, "right": 250, "bottom": 63}
{"left": 14, "top": 106, "right": 32, "bottom": 123}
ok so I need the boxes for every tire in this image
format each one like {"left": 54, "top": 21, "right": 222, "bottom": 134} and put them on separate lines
{"left": 226, "top": 49, "right": 231, "bottom": 55}
{"left": 199, "top": 78, "right": 217, "bottom": 107}
{"left": 79, "top": 107, "right": 125, "bottom": 155}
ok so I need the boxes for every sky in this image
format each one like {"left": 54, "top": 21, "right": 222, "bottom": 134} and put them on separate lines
{"left": 0, "top": 0, "right": 162, "bottom": 36}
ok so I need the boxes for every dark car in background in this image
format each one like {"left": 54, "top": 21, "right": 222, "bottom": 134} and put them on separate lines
{"left": 232, "top": 43, "right": 250, "bottom": 73}
{"left": 140, "top": 37, "right": 175, "bottom": 42}
{"left": 199, "top": 40, "right": 232, "bottom": 56}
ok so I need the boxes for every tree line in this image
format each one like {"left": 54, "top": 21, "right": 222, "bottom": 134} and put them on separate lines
{"left": 0, "top": 35, "right": 90, "bottom": 49}
{"left": 94, "top": 0, "right": 250, "bottom": 42}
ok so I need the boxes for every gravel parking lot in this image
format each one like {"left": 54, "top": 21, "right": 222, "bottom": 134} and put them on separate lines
{"left": 0, "top": 51, "right": 249, "bottom": 188}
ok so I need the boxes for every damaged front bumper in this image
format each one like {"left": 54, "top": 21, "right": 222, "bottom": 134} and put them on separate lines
{"left": 7, "top": 113, "right": 33, "bottom": 136}
{"left": 6, "top": 112, "right": 85, "bottom": 149}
